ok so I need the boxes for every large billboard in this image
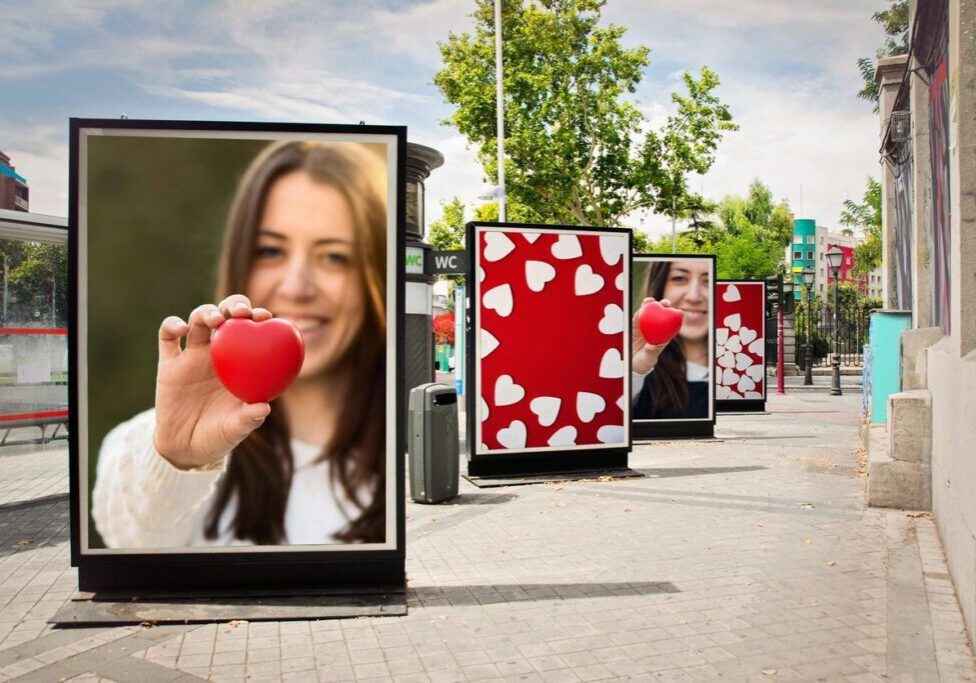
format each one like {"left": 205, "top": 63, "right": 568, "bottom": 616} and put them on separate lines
{"left": 466, "top": 222, "right": 631, "bottom": 476}
{"left": 631, "top": 254, "right": 716, "bottom": 438}
{"left": 715, "top": 280, "right": 767, "bottom": 412}
{"left": 69, "top": 119, "right": 405, "bottom": 592}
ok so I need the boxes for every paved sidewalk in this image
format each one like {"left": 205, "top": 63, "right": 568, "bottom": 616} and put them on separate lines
{"left": 0, "top": 394, "right": 973, "bottom": 681}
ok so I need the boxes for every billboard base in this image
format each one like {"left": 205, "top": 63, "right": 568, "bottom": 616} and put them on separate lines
{"left": 466, "top": 449, "right": 628, "bottom": 478}
{"left": 716, "top": 399, "right": 767, "bottom": 413}
{"left": 50, "top": 587, "right": 406, "bottom": 626}
{"left": 463, "top": 466, "right": 641, "bottom": 488}
{"left": 631, "top": 422, "right": 714, "bottom": 439}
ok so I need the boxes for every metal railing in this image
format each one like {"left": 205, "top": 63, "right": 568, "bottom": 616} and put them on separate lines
{"left": 794, "top": 303, "right": 871, "bottom": 368}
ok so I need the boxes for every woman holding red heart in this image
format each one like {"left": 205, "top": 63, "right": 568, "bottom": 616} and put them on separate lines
{"left": 631, "top": 258, "right": 712, "bottom": 420}
{"left": 92, "top": 141, "right": 388, "bottom": 548}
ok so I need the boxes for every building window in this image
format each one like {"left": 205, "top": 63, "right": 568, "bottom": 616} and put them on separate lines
{"left": 793, "top": 251, "right": 802, "bottom": 259}
{"left": 807, "top": 251, "right": 814, "bottom": 259}
{"left": 806, "top": 235, "right": 815, "bottom": 244}
{"left": 794, "top": 235, "right": 803, "bottom": 244}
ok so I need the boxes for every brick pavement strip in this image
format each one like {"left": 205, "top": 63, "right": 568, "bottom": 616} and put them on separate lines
{"left": 0, "top": 394, "right": 973, "bottom": 681}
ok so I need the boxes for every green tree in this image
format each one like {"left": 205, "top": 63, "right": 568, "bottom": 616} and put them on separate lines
{"left": 427, "top": 197, "right": 467, "bottom": 251}
{"left": 856, "top": 0, "right": 910, "bottom": 112}
{"left": 840, "top": 177, "right": 882, "bottom": 276}
{"left": 434, "top": 0, "right": 736, "bottom": 233}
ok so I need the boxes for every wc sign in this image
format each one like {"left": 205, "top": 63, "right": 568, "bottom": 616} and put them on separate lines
{"left": 425, "top": 250, "right": 466, "bottom": 275}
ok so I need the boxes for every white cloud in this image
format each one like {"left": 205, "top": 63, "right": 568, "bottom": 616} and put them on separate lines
{"left": 370, "top": 0, "right": 474, "bottom": 69}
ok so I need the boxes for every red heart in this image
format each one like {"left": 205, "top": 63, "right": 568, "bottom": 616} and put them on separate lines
{"left": 637, "top": 301, "right": 684, "bottom": 346}
{"left": 210, "top": 318, "right": 305, "bottom": 403}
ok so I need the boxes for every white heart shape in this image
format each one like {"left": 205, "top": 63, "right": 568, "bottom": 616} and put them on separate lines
{"left": 529, "top": 396, "right": 561, "bottom": 427}
{"left": 735, "top": 353, "right": 753, "bottom": 371}
{"left": 723, "top": 313, "right": 741, "bottom": 331}
{"left": 480, "top": 396, "right": 489, "bottom": 422}
{"left": 597, "top": 425, "right": 625, "bottom": 444}
{"left": 576, "top": 392, "right": 606, "bottom": 423}
{"left": 746, "top": 365, "right": 764, "bottom": 382}
{"left": 716, "top": 385, "right": 732, "bottom": 399}
{"left": 615, "top": 272, "right": 624, "bottom": 291}
{"left": 598, "top": 304, "right": 624, "bottom": 335}
{"left": 599, "top": 235, "right": 626, "bottom": 266}
{"left": 716, "top": 328, "right": 729, "bottom": 345}
{"left": 574, "top": 264, "right": 604, "bottom": 296}
{"left": 478, "top": 266, "right": 485, "bottom": 283}
{"left": 744, "top": 391, "right": 763, "bottom": 400}
{"left": 524, "top": 233, "right": 540, "bottom": 244}
{"left": 717, "top": 350, "right": 735, "bottom": 369}
{"left": 723, "top": 368, "right": 739, "bottom": 386}
{"left": 547, "top": 426, "right": 577, "bottom": 447}
{"left": 525, "top": 260, "right": 556, "bottom": 293}
{"left": 484, "top": 232, "right": 516, "bottom": 262}
{"left": 725, "top": 335, "right": 742, "bottom": 353}
{"left": 737, "top": 375, "right": 756, "bottom": 393}
{"left": 749, "top": 338, "right": 765, "bottom": 355}
{"left": 716, "top": 344, "right": 726, "bottom": 357}
{"left": 617, "top": 394, "right": 625, "bottom": 410}
{"left": 551, "top": 234, "right": 582, "bottom": 260}
{"left": 494, "top": 374, "right": 525, "bottom": 406}
{"left": 480, "top": 329, "right": 500, "bottom": 358}
{"left": 483, "top": 284, "right": 514, "bottom": 317}
{"left": 497, "top": 420, "right": 527, "bottom": 449}
{"left": 740, "top": 327, "right": 757, "bottom": 345}
{"left": 599, "top": 348, "right": 625, "bottom": 378}
{"left": 722, "top": 284, "right": 741, "bottom": 302}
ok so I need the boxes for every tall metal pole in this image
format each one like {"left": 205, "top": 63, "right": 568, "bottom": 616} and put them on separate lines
{"left": 494, "top": 0, "right": 506, "bottom": 222}
{"left": 804, "top": 285, "right": 813, "bottom": 386}
{"left": 831, "top": 273, "right": 843, "bottom": 396}
{"left": 776, "top": 303, "right": 785, "bottom": 395}
{"left": 671, "top": 190, "right": 677, "bottom": 253}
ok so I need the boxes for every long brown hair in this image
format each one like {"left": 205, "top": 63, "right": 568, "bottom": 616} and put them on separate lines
{"left": 642, "top": 261, "right": 688, "bottom": 416}
{"left": 204, "top": 141, "right": 387, "bottom": 544}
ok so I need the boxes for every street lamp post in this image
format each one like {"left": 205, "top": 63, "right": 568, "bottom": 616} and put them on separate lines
{"left": 826, "top": 249, "right": 844, "bottom": 396}
{"left": 802, "top": 267, "right": 815, "bottom": 386}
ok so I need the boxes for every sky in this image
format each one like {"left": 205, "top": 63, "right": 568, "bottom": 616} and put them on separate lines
{"left": 1, "top": 0, "right": 887, "bottom": 240}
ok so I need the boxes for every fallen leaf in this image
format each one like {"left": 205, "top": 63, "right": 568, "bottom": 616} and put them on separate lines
{"left": 757, "top": 523, "right": 768, "bottom": 528}
{"left": 762, "top": 669, "right": 777, "bottom": 676}
{"left": 597, "top": 476, "right": 614, "bottom": 482}
{"left": 826, "top": 561, "right": 836, "bottom": 566}
{"left": 623, "top": 508, "right": 632, "bottom": 513}
{"left": 797, "top": 503, "right": 814, "bottom": 509}
{"left": 906, "top": 511, "right": 931, "bottom": 518}
{"left": 802, "top": 539, "right": 812, "bottom": 545}
{"left": 139, "top": 620, "right": 157, "bottom": 628}
{"left": 12, "top": 539, "right": 32, "bottom": 549}
{"left": 227, "top": 620, "right": 248, "bottom": 628}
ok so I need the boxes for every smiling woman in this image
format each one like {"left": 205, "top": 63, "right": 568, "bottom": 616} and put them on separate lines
{"left": 631, "top": 256, "right": 714, "bottom": 421}
{"left": 90, "top": 140, "right": 389, "bottom": 548}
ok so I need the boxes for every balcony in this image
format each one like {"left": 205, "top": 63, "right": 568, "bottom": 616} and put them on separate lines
{"left": 13, "top": 196, "right": 28, "bottom": 211}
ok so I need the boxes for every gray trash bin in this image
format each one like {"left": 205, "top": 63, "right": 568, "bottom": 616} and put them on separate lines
{"left": 407, "top": 383, "right": 459, "bottom": 504}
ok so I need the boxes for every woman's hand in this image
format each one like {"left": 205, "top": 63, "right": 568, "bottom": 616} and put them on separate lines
{"left": 153, "top": 294, "right": 274, "bottom": 470}
{"left": 632, "top": 297, "right": 672, "bottom": 375}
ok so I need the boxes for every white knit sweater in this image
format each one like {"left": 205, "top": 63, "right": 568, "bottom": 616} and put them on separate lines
{"left": 91, "top": 409, "right": 354, "bottom": 548}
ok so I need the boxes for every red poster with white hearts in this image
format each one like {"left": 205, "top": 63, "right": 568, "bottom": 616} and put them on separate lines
{"left": 473, "top": 225, "right": 630, "bottom": 455}
{"left": 715, "top": 281, "right": 766, "bottom": 401}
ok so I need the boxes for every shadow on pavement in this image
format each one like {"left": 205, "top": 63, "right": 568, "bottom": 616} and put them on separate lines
{"left": 408, "top": 581, "right": 680, "bottom": 607}
{"left": 634, "top": 465, "right": 767, "bottom": 478}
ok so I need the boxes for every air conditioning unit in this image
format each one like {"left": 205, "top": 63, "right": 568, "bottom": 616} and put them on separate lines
{"left": 890, "top": 110, "right": 911, "bottom": 143}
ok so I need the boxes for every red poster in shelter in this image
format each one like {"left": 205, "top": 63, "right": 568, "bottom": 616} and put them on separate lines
{"left": 715, "top": 281, "right": 766, "bottom": 400}
{"left": 474, "top": 225, "right": 630, "bottom": 454}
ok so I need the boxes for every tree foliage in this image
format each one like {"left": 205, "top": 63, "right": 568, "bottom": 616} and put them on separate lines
{"left": 434, "top": 0, "right": 736, "bottom": 232}
{"left": 642, "top": 179, "right": 791, "bottom": 280}
{"left": 433, "top": 312, "right": 455, "bottom": 345}
{"left": 839, "top": 177, "right": 882, "bottom": 276}
{"left": 0, "top": 240, "right": 67, "bottom": 326}
{"left": 856, "top": 0, "right": 910, "bottom": 111}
